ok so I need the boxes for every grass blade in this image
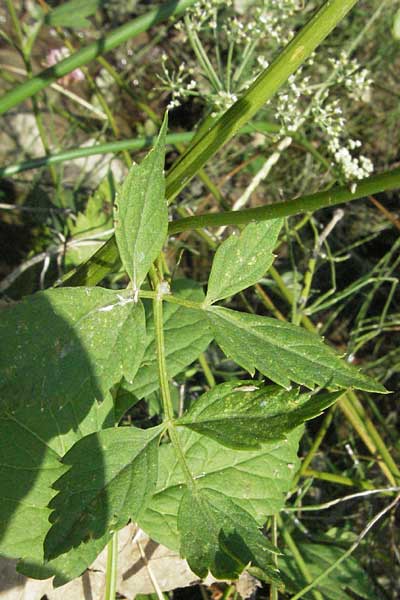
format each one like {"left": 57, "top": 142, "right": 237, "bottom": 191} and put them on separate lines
{"left": 0, "top": 0, "right": 197, "bottom": 115}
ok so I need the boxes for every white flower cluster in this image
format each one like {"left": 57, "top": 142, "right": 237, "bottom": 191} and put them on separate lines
{"left": 329, "top": 51, "right": 373, "bottom": 102}
{"left": 309, "top": 92, "right": 374, "bottom": 181}
{"left": 311, "top": 93, "right": 346, "bottom": 139}
{"left": 160, "top": 1, "right": 374, "bottom": 182}
{"left": 158, "top": 53, "right": 198, "bottom": 110}
{"left": 328, "top": 138, "right": 374, "bottom": 182}
{"left": 274, "top": 51, "right": 374, "bottom": 181}
{"left": 185, "top": 0, "right": 233, "bottom": 32}
{"left": 162, "top": 0, "right": 304, "bottom": 113}
{"left": 220, "top": 0, "right": 301, "bottom": 46}
{"left": 212, "top": 90, "right": 238, "bottom": 114}
{"left": 275, "top": 72, "right": 312, "bottom": 133}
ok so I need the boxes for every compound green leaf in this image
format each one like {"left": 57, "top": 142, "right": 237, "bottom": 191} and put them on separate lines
{"left": 121, "top": 279, "right": 213, "bottom": 401}
{"left": 0, "top": 287, "right": 146, "bottom": 566}
{"left": 205, "top": 219, "right": 283, "bottom": 305}
{"left": 45, "top": 424, "right": 163, "bottom": 560}
{"left": 114, "top": 114, "right": 168, "bottom": 290}
{"left": 178, "top": 487, "right": 281, "bottom": 584}
{"left": 207, "top": 307, "right": 386, "bottom": 393}
{"left": 280, "top": 539, "right": 377, "bottom": 599}
{"left": 137, "top": 427, "right": 301, "bottom": 552}
{"left": 176, "top": 381, "right": 341, "bottom": 449}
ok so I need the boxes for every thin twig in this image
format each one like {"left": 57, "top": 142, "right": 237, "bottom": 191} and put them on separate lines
{"left": 0, "top": 203, "right": 72, "bottom": 213}
{"left": 133, "top": 536, "right": 165, "bottom": 600}
{"left": 0, "top": 229, "right": 115, "bottom": 293}
{"left": 284, "top": 487, "right": 400, "bottom": 513}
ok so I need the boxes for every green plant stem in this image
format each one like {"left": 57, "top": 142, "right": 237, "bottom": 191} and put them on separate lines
{"left": 139, "top": 289, "right": 201, "bottom": 310}
{"left": 0, "top": 0, "right": 198, "bottom": 115}
{"left": 5, "top": 0, "right": 24, "bottom": 52}
{"left": 0, "top": 133, "right": 193, "bottom": 177}
{"left": 168, "top": 168, "right": 400, "bottom": 234}
{"left": 184, "top": 15, "right": 222, "bottom": 91}
{"left": 303, "top": 469, "right": 374, "bottom": 490}
{"left": 269, "top": 515, "right": 279, "bottom": 600}
{"left": 277, "top": 515, "right": 323, "bottom": 600}
{"left": 0, "top": 122, "right": 279, "bottom": 178}
{"left": 255, "top": 284, "right": 286, "bottom": 321}
{"left": 198, "top": 353, "right": 216, "bottom": 388}
{"left": 153, "top": 287, "right": 175, "bottom": 423}
{"left": 104, "top": 532, "right": 118, "bottom": 600}
{"left": 152, "top": 283, "right": 196, "bottom": 489}
{"left": 293, "top": 406, "right": 336, "bottom": 488}
{"left": 223, "top": 584, "right": 236, "bottom": 599}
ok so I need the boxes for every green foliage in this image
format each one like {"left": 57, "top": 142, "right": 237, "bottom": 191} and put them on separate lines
{"left": 66, "top": 173, "right": 115, "bottom": 268}
{"left": 125, "top": 279, "right": 213, "bottom": 400}
{"left": 45, "top": 424, "right": 164, "bottom": 560}
{"left": 0, "top": 2, "right": 396, "bottom": 595}
{"left": 0, "top": 109, "right": 387, "bottom": 590}
{"left": 206, "top": 306, "right": 385, "bottom": 392}
{"left": 205, "top": 219, "right": 283, "bottom": 304}
{"left": 178, "top": 487, "right": 280, "bottom": 583}
{"left": 280, "top": 539, "right": 377, "bottom": 599}
{"left": 176, "top": 381, "right": 342, "bottom": 449}
{"left": 137, "top": 427, "right": 302, "bottom": 551}
{"left": 0, "top": 287, "right": 145, "bottom": 564}
{"left": 114, "top": 114, "right": 168, "bottom": 292}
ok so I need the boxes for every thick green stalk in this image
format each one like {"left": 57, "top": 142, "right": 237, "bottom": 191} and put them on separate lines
{"left": 0, "top": 0, "right": 197, "bottom": 115}
{"left": 169, "top": 168, "right": 400, "bottom": 234}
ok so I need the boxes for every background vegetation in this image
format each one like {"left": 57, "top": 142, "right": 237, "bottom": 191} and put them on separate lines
{"left": 0, "top": 0, "right": 399, "bottom": 598}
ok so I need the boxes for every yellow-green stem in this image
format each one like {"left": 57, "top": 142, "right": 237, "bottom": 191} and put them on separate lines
{"left": 104, "top": 532, "right": 118, "bottom": 600}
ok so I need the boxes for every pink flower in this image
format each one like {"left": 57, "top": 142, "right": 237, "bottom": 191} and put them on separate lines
{"left": 46, "top": 47, "right": 85, "bottom": 85}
